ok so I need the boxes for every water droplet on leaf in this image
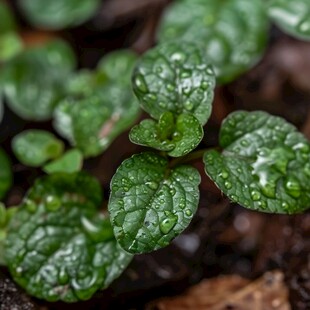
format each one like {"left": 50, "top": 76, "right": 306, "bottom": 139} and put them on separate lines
{"left": 134, "top": 74, "right": 148, "bottom": 93}
{"left": 159, "top": 214, "right": 178, "bottom": 234}
{"left": 284, "top": 177, "right": 301, "bottom": 198}
{"left": 45, "top": 195, "right": 61, "bottom": 212}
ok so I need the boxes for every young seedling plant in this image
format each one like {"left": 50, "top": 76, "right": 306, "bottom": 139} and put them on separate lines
{"left": 0, "top": 0, "right": 310, "bottom": 304}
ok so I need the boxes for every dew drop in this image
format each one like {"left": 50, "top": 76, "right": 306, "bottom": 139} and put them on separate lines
{"left": 298, "top": 19, "right": 310, "bottom": 35}
{"left": 184, "top": 209, "right": 192, "bottom": 217}
{"left": 134, "top": 74, "right": 148, "bottom": 93}
{"left": 224, "top": 181, "right": 232, "bottom": 189}
{"left": 159, "top": 214, "right": 178, "bottom": 234}
{"left": 184, "top": 101, "right": 194, "bottom": 111}
{"left": 200, "top": 81, "right": 209, "bottom": 90}
{"left": 284, "top": 177, "right": 301, "bottom": 198}
{"left": 45, "top": 195, "right": 61, "bottom": 212}
{"left": 169, "top": 187, "right": 176, "bottom": 196}
{"left": 260, "top": 182, "right": 276, "bottom": 199}
{"left": 281, "top": 202, "right": 289, "bottom": 210}
{"left": 250, "top": 190, "right": 261, "bottom": 201}
{"left": 172, "top": 131, "right": 182, "bottom": 141}
{"left": 171, "top": 52, "right": 185, "bottom": 63}
{"left": 219, "top": 170, "right": 229, "bottom": 179}
{"left": 159, "top": 101, "right": 167, "bottom": 108}
{"left": 241, "top": 140, "right": 249, "bottom": 147}
{"left": 24, "top": 199, "right": 36, "bottom": 213}
{"left": 257, "top": 200, "right": 267, "bottom": 210}
{"left": 58, "top": 268, "right": 69, "bottom": 285}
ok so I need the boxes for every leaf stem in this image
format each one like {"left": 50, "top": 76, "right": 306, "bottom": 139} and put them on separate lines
{"left": 169, "top": 146, "right": 220, "bottom": 167}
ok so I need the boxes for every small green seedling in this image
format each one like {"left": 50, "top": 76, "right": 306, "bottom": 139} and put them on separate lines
{"left": 0, "top": 0, "right": 309, "bottom": 304}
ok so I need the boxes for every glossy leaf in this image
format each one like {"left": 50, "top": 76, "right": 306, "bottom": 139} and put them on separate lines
{"left": 43, "top": 149, "right": 83, "bottom": 174}
{"left": 204, "top": 111, "right": 310, "bottom": 214}
{"left": 108, "top": 152, "right": 201, "bottom": 253}
{"left": 12, "top": 130, "right": 64, "bottom": 167}
{"left": 130, "top": 112, "right": 203, "bottom": 157}
{"left": 54, "top": 84, "right": 139, "bottom": 158}
{"left": 0, "top": 2, "right": 23, "bottom": 62}
{"left": 132, "top": 41, "right": 215, "bottom": 125}
{"left": 5, "top": 172, "right": 132, "bottom": 302}
{"left": 18, "top": 0, "right": 101, "bottom": 30}
{"left": 0, "top": 148, "right": 12, "bottom": 199}
{"left": 0, "top": 32, "right": 23, "bottom": 62}
{"left": 2, "top": 40, "right": 76, "bottom": 120}
{"left": 158, "top": 0, "right": 269, "bottom": 84}
{"left": 268, "top": 0, "right": 310, "bottom": 40}
{"left": 0, "top": 205, "right": 17, "bottom": 265}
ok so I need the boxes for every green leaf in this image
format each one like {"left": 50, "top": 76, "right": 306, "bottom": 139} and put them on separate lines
{"left": 130, "top": 112, "right": 203, "bottom": 157}
{"left": 54, "top": 84, "right": 140, "bottom": 157}
{"left": 26, "top": 172, "right": 103, "bottom": 207}
{"left": 0, "top": 205, "right": 17, "bottom": 265}
{"left": 203, "top": 111, "right": 310, "bottom": 214}
{"left": 0, "top": 148, "right": 12, "bottom": 199}
{"left": 43, "top": 149, "right": 83, "bottom": 174}
{"left": 18, "top": 0, "right": 101, "bottom": 30}
{"left": 108, "top": 152, "right": 201, "bottom": 254}
{"left": 0, "top": 3, "right": 23, "bottom": 62}
{"left": 97, "top": 50, "right": 137, "bottom": 84}
{"left": 267, "top": 0, "right": 310, "bottom": 40}
{"left": 12, "top": 130, "right": 64, "bottom": 167}
{"left": 5, "top": 172, "right": 132, "bottom": 302}
{"left": 132, "top": 41, "right": 216, "bottom": 125}
{"left": 0, "top": 2, "right": 17, "bottom": 33}
{"left": 2, "top": 40, "right": 76, "bottom": 120}
{"left": 54, "top": 50, "right": 139, "bottom": 157}
{"left": 0, "top": 32, "right": 23, "bottom": 62}
{"left": 158, "top": 0, "right": 269, "bottom": 84}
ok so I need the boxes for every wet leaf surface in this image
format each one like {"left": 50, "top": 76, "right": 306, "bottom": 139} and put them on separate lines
{"left": 5, "top": 172, "right": 132, "bottom": 302}
{"left": 268, "top": 0, "right": 310, "bottom": 41}
{"left": 158, "top": 0, "right": 269, "bottom": 83}
{"left": 129, "top": 112, "right": 203, "bottom": 157}
{"left": 108, "top": 152, "right": 201, "bottom": 253}
{"left": 204, "top": 111, "right": 310, "bottom": 214}
{"left": 132, "top": 41, "right": 216, "bottom": 125}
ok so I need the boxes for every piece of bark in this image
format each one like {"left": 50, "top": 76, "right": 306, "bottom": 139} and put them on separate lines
{"left": 148, "top": 271, "right": 290, "bottom": 310}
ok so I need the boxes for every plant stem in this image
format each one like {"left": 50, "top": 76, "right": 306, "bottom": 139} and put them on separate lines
{"left": 169, "top": 146, "right": 220, "bottom": 167}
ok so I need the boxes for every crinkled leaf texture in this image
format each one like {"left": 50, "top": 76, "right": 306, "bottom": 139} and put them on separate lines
{"left": 204, "top": 111, "right": 310, "bottom": 214}
{"left": 5, "top": 172, "right": 132, "bottom": 302}
{"left": 130, "top": 112, "right": 203, "bottom": 157}
{"left": 108, "top": 152, "right": 201, "bottom": 254}
{"left": 0, "top": 148, "right": 12, "bottom": 200}
{"left": 12, "top": 130, "right": 64, "bottom": 167}
{"left": 54, "top": 50, "right": 140, "bottom": 157}
{"left": 18, "top": 0, "right": 100, "bottom": 30}
{"left": 158, "top": 0, "right": 269, "bottom": 84}
{"left": 267, "top": 0, "right": 310, "bottom": 40}
{"left": 2, "top": 40, "right": 76, "bottom": 120}
{"left": 132, "top": 41, "right": 215, "bottom": 125}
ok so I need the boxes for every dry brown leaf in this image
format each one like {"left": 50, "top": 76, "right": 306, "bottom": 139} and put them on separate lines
{"left": 148, "top": 271, "right": 290, "bottom": 310}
